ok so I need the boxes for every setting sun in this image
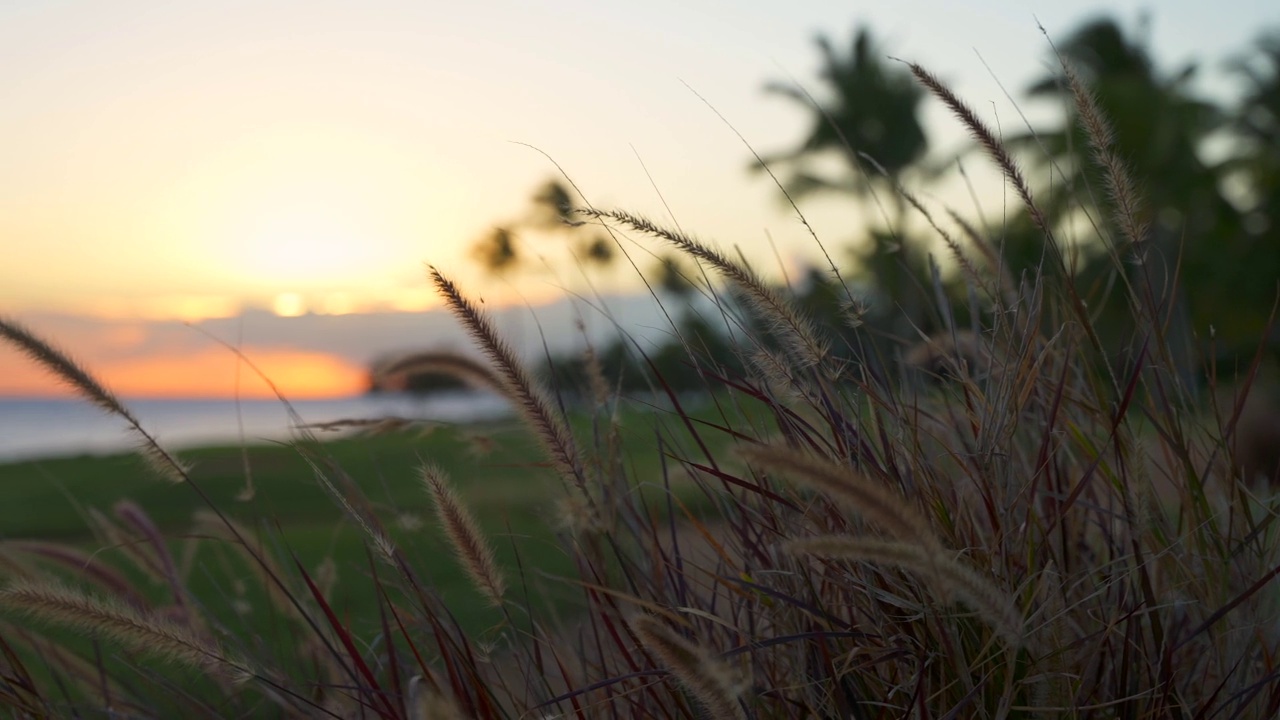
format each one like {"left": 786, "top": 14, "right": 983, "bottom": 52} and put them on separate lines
{"left": 272, "top": 292, "right": 307, "bottom": 318}
{"left": 243, "top": 211, "right": 374, "bottom": 283}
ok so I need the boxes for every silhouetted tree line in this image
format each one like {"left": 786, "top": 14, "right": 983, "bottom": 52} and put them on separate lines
{"left": 756, "top": 17, "right": 1280, "bottom": 380}
{"left": 385, "top": 14, "right": 1280, "bottom": 398}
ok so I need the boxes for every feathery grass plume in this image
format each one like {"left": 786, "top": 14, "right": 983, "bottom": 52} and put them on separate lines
{"left": 0, "top": 316, "right": 189, "bottom": 483}
{"left": 136, "top": 442, "right": 192, "bottom": 483}
{"left": 0, "top": 540, "right": 150, "bottom": 611}
{"left": 552, "top": 490, "right": 610, "bottom": 538}
{"left": 422, "top": 464, "right": 506, "bottom": 607}
{"left": 747, "top": 345, "right": 818, "bottom": 400}
{"left": 1060, "top": 62, "right": 1148, "bottom": 251}
{"left": 739, "top": 443, "right": 942, "bottom": 552}
{"left": 905, "top": 64, "right": 1054, "bottom": 246}
{"left": 784, "top": 536, "right": 1023, "bottom": 647}
{"left": 629, "top": 614, "right": 746, "bottom": 720}
{"left": 429, "top": 267, "right": 586, "bottom": 489}
{"left": 904, "top": 330, "right": 1001, "bottom": 384}
{"left": 580, "top": 207, "right": 829, "bottom": 371}
{"left": 372, "top": 349, "right": 505, "bottom": 394}
{"left": 2, "top": 619, "right": 128, "bottom": 705}
{"left": 579, "top": 321, "right": 613, "bottom": 410}
{"left": 300, "top": 454, "right": 398, "bottom": 564}
{"left": 0, "top": 578, "right": 255, "bottom": 684}
{"left": 839, "top": 294, "right": 869, "bottom": 330}
{"left": 405, "top": 675, "right": 467, "bottom": 720}
{"left": 0, "top": 316, "right": 136, "bottom": 423}
{"left": 906, "top": 548, "right": 1023, "bottom": 647}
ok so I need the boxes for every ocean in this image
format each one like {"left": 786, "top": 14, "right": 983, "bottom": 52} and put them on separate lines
{"left": 0, "top": 393, "right": 513, "bottom": 463}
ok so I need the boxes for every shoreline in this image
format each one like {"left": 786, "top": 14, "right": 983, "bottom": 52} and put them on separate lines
{"left": 0, "top": 391, "right": 514, "bottom": 465}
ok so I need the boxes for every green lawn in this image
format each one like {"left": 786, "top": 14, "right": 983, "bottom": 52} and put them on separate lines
{"left": 0, "top": 395, "right": 745, "bottom": 641}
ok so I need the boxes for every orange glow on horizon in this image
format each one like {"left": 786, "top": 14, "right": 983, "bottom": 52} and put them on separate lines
{"left": 0, "top": 346, "right": 368, "bottom": 400}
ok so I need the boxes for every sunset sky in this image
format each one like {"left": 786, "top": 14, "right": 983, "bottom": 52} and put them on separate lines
{"left": 1, "top": 0, "right": 1273, "bottom": 398}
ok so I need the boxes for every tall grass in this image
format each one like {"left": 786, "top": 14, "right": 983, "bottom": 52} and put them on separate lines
{"left": 1, "top": 56, "right": 1279, "bottom": 719}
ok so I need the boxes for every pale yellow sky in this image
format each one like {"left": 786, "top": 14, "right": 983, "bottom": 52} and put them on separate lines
{"left": 0, "top": 0, "right": 1272, "bottom": 323}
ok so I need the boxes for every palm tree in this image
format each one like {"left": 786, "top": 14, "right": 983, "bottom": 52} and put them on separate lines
{"left": 470, "top": 225, "right": 521, "bottom": 276}
{"left": 528, "top": 179, "right": 616, "bottom": 272}
{"left": 470, "top": 180, "right": 616, "bottom": 278}
{"left": 1024, "top": 16, "right": 1230, "bottom": 246}
{"left": 760, "top": 27, "right": 928, "bottom": 207}
{"left": 1017, "top": 16, "right": 1246, "bottom": 375}
{"left": 1230, "top": 31, "right": 1280, "bottom": 215}
{"left": 1220, "top": 31, "right": 1280, "bottom": 350}
{"left": 652, "top": 253, "right": 697, "bottom": 300}
{"left": 760, "top": 26, "right": 939, "bottom": 340}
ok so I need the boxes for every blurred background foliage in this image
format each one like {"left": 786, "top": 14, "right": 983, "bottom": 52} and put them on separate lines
{"left": 447, "top": 14, "right": 1280, "bottom": 396}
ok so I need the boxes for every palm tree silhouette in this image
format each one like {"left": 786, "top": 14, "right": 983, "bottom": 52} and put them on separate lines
{"left": 759, "top": 26, "right": 937, "bottom": 338}
{"left": 470, "top": 225, "right": 521, "bottom": 277}
{"left": 759, "top": 27, "right": 927, "bottom": 211}
{"left": 1016, "top": 16, "right": 1254, "bottom": 370}
{"left": 1024, "top": 17, "right": 1229, "bottom": 245}
{"left": 1221, "top": 31, "right": 1280, "bottom": 350}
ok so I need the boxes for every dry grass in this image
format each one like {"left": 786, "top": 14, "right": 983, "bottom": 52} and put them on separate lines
{"left": 422, "top": 464, "right": 507, "bottom": 608}
{"left": 429, "top": 266, "right": 587, "bottom": 491}
{"left": 580, "top": 207, "right": 831, "bottom": 374}
{"left": 629, "top": 614, "right": 746, "bottom": 720}
{"left": 0, "top": 579, "right": 253, "bottom": 684}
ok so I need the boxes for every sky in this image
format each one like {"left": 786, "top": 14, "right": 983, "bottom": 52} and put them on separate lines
{"left": 1, "top": 0, "right": 1274, "bottom": 398}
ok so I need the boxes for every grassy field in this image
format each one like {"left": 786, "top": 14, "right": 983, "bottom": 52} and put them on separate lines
{"left": 0, "top": 396, "right": 748, "bottom": 717}
{"left": 0, "top": 397, "right": 736, "bottom": 639}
